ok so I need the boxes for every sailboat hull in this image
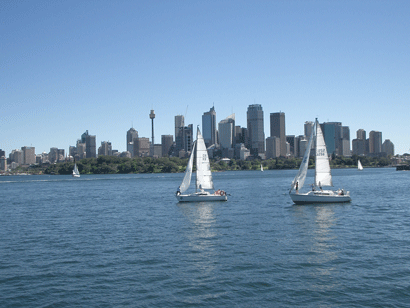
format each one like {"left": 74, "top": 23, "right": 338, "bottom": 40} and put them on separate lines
{"left": 290, "top": 190, "right": 351, "bottom": 205}
{"left": 176, "top": 192, "right": 227, "bottom": 202}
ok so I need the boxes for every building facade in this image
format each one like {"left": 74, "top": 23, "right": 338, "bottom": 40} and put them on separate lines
{"left": 202, "top": 107, "right": 217, "bottom": 148}
{"left": 247, "top": 104, "right": 265, "bottom": 155}
{"left": 270, "top": 112, "right": 286, "bottom": 157}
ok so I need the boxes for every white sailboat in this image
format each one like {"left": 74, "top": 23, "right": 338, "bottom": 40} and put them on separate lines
{"left": 176, "top": 127, "right": 228, "bottom": 202}
{"left": 72, "top": 163, "right": 80, "bottom": 178}
{"left": 289, "top": 119, "right": 351, "bottom": 204}
{"left": 358, "top": 159, "right": 363, "bottom": 171}
{"left": 261, "top": 164, "right": 264, "bottom": 172}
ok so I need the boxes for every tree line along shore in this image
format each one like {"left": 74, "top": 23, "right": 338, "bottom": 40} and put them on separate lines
{"left": 8, "top": 155, "right": 394, "bottom": 175}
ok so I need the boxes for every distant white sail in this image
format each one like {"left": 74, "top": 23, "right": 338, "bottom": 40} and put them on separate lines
{"left": 291, "top": 122, "right": 314, "bottom": 191}
{"left": 196, "top": 128, "right": 214, "bottom": 190}
{"left": 179, "top": 141, "right": 196, "bottom": 193}
{"left": 358, "top": 159, "right": 363, "bottom": 171}
{"left": 315, "top": 120, "right": 333, "bottom": 187}
{"left": 72, "top": 163, "right": 80, "bottom": 177}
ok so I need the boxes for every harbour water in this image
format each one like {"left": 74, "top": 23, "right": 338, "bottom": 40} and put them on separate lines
{"left": 1, "top": 168, "right": 409, "bottom": 307}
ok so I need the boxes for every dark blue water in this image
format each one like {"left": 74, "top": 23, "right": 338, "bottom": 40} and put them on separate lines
{"left": 1, "top": 168, "right": 409, "bottom": 307}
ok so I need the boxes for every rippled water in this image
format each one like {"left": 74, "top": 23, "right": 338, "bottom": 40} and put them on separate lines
{"left": 1, "top": 168, "right": 409, "bottom": 307}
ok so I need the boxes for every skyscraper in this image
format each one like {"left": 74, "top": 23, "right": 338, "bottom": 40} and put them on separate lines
{"left": 369, "top": 131, "right": 382, "bottom": 154}
{"left": 81, "top": 130, "right": 96, "bottom": 158}
{"left": 175, "top": 115, "right": 185, "bottom": 153}
{"left": 247, "top": 104, "right": 265, "bottom": 155}
{"left": 202, "top": 106, "right": 217, "bottom": 148}
{"left": 127, "top": 128, "right": 138, "bottom": 156}
{"left": 321, "top": 122, "right": 342, "bottom": 155}
{"left": 21, "top": 146, "right": 35, "bottom": 165}
{"left": 270, "top": 112, "right": 286, "bottom": 157}
{"left": 218, "top": 114, "right": 235, "bottom": 149}
{"left": 161, "top": 135, "right": 174, "bottom": 157}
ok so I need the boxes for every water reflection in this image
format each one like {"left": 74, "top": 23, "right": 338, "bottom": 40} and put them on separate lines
{"left": 291, "top": 205, "right": 340, "bottom": 291}
{"left": 177, "top": 202, "right": 218, "bottom": 279}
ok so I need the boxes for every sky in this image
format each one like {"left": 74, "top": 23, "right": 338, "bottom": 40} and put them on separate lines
{"left": 1, "top": 0, "right": 409, "bottom": 156}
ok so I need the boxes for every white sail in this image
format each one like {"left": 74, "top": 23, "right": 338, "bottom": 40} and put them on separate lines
{"left": 261, "top": 164, "right": 263, "bottom": 172}
{"left": 73, "top": 163, "right": 80, "bottom": 177}
{"left": 358, "top": 159, "right": 363, "bottom": 171}
{"left": 291, "top": 122, "right": 314, "bottom": 191}
{"left": 195, "top": 128, "right": 214, "bottom": 190}
{"left": 179, "top": 141, "right": 196, "bottom": 193}
{"left": 315, "top": 120, "right": 333, "bottom": 187}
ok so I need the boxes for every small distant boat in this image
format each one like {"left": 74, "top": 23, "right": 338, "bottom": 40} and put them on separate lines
{"left": 358, "top": 159, "right": 363, "bottom": 171}
{"left": 176, "top": 127, "right": 227, "bottom": 202}
{"left": 72, "top": 163, "right": 80, "bottom": 178}
{"left": 261, "top": 164, "right": 264, "bottom": 172}
{"left": 289, "top": 119, "right": 351, "bottom": 205}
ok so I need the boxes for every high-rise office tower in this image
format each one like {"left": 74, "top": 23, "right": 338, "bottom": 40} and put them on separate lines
{"left": 270, "top": 112, "right": 286, "bottom": 157}
{"left": 247, "top": 104, "right": 265, "bottom": 155}
{"left": 356, "top": 129, "right": 366, "bottom": 140}
{"left": 98, "top": 141, "right": 112, "bottom": 156}
{"left": 341, "top": 126, "right": 351, "bottom": 156}
{"left": 321, "top": 122, "right": 342, "bottom": 155}
{"left": 202, "top": 106, "right": 217, "bottom": 148}
{"left": 127, "top": 128, "right": 138, "bottom": 155}
{"left": 382, "top": 139, "right": 394, "bottom": 156}
{"left": 369, "top": 131, "right": 382, "bottom": 154}
{"left": 175, "top": 115, "right": 184, "bottom": 140}
{"left": 161, "top": 135, "right": 174, "bottom": 157}
{"left": 21, "top": 146, "right": 35, "bottom": 165}
{"left": 218, "top": 114, "right": 235, "bottom": 149}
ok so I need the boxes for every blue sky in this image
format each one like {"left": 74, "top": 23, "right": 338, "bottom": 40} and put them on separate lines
{"left": 1, "top": 0, "right": 409, "bottom": 156}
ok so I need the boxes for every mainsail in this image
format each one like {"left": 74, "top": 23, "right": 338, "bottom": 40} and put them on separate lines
{"left": 358, "top": 159, "right": 363, "bottom": 171}
{"left": 195, "top": 128, "right": 214, "bottom": 190}
{"left": 179, "top": 141, "right": 196, "bottom": 193}
{"left": 315, "top": 120, "right": 333, "bottom": 187}
{"left": 291, "top": 122, "right": 314, "bottom": 191}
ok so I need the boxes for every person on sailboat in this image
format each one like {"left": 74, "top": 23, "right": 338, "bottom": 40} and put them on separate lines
{"left": 176, "top": 186, "right": 181, "bottom": 196}
{"left": 295, "top": 181, "right": 299, "bottom": 194}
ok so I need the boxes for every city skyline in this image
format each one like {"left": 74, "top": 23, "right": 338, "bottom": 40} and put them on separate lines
{"left": 0, "top": 106, "right": 399, "bottom": 158}
{"left": 1, "top": 1, "right": 409, "bottom": 155}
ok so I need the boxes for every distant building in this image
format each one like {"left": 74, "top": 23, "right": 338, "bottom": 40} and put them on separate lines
{"left": 0, "top": 156, "right": 7, "bottom": 172}
{"left": 286, "top": 135, "right": 298, "bottom": 157}
{"left": 134, "top": 137, "right": 150, "bottom": 157}
{"left": 352, "top": 139, "right": 366, "bottom": 156}
{"left": 341, "top": 126, "right": 351, "bottom": 157}
{"left": 218, "top": 114, "right": 235, "bottom": 149}
{"left": 127, "top": 128, "right": 138, "bottom": 157}
{"left": 202, "top": 106, "right": 217, "bottom": 148}
{"left": 270, "top": 112, "right": 286, "bottom": 157}
{"left": 176, "top": 124, "right": 193, "bottom": 155}
{"left": 22, "top": 146, "right": 35, "bottom": 165}
{"left": 161, "top": 135, "right": 173, "bottom": 157}
{"left": 49, "top": 147, "right": 59, "bottom": 164}
{"left": 84, "top": 131, "right": 96, "bottom": 158}
{"left": 175, "top": 115, "right": 184, "bottom": 145}
{"left": 247, "top": 104, "right": 265, "bottom": 155}
{"left": 357, "top": 129, "right": 366, "bottom": 140}
{"left": 382, "top": 139, "right": 394, "bottom": 156}
{"left": 98, "top": 141, "right": 112, "bottom": 156}
{"left": 266, "top": 136, "right": 280, "bottom": 159}
{"left": 369, "top": 131, "right": 382, "bottom": 154}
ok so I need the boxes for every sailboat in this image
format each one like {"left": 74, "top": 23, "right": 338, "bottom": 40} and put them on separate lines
{"left": 261, "top": 164, "right": 264, "bottom": 172}
{"left": 358, "top": 159, "right": 363, "bottom": 171}
{"left": 176, "top": 127, "right": 228, "bottom": 202}
{"left": 72, "top": 163, "right": 80, "bottom": 178}
{"left": 289, "top": 119, "right": 351, "bottom": 204}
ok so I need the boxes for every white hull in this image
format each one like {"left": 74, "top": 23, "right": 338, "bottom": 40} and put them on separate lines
{"left": 290, "top": 190, "right": 351, "bottom": 205}
{"left": 176, "top": 192, "right": 227, "bottom": 202}
{"left": 72, "top": 174, "right": 80, "bottom": 178}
